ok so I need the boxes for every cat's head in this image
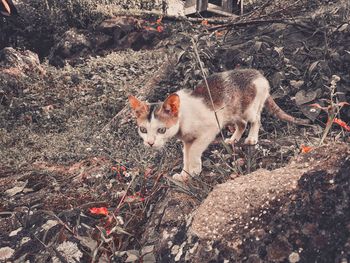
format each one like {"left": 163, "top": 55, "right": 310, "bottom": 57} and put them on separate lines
{"left": 128, "top": 93, "right": 180, "bottom": 148}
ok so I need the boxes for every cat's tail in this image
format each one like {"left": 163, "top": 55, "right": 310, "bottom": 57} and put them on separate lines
{"left": 265, "top": 96, "right": 310, "bottom": 125}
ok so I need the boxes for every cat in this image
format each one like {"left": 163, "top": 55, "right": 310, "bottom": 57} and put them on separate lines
{"left": 128, "top": 69, "right": 309, "bottom": 181}
{"left": 0, "top": 0, "right": 17, "bottom": 17}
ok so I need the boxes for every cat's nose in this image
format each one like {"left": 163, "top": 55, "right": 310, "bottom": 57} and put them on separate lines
{"left": 148, "top": 142, "right": 154, "bottom": 147}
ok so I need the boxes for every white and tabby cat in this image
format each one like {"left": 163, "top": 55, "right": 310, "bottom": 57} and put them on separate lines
{"left": 128, "top": 69, "right": 308, "bottom": 181}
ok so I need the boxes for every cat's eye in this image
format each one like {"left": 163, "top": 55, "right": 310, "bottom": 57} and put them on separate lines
{"left": 157, "top": 127, "right": 166, "bottom": 134}
{"left": 139, "top": 127, "right": 147, "bottom": 133}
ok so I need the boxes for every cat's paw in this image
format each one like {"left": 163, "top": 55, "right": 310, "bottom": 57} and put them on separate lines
{"left": 172, "top": 172, "right": 190, "bottom": 182}
{"left": 244, "top": 137, "right": 258, "bottom": 145}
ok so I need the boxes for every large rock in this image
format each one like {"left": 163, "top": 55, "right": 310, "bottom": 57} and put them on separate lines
{"left": 48, "top": 29, "right": 92, "bottom": 67}
{"left": 141, "top": 143, "right": 350, "bottom": 262}
{"left": 0, "top": 47, "right": 45, "bottom": 77}
{"left": 141, "top": 190, "right": 199, "bottom": 262}
{"left": 97, "top": 16, "right": 167, "bottom": 51}
{"left": 190, "top": 163, "right": 307, "bottom": 241}
{"left": 0, "top": 48, "right": 44, "bottom": 108}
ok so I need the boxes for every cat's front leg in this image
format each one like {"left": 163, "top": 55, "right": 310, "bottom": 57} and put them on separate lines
{"left": 173, "top": 131, "right": 216, "bottom": 181}
{"left": 173, "top": 141, "right": 192, "bottom": 181}
{"left": 225, "top": 120, "right": 247, "bottom": 145}
{"left": 188, "top": 156, "right": 202, "bottom": 175}
{"left": 173, "top": 151, "right": 202, "bottom": 182}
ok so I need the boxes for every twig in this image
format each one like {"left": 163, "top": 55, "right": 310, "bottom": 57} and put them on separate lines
{"left": 254, "top": 0, "right": 303, "bottom": 20}
{"left": 240, "top": 0, "right": 244, "bottom": 15}
{"left": 241, "top": 0, "right": 274, "bottom": 19}
{"left": 32, "top": 234, "right": 69, "bottom": 263}
{"left": 41, "top": 210, "right": 76, "bottom": 235}
{"left": 114, "top": 174, "right": 136, "bottom": 212}
{"left": 191, "top": 38, "right": 225, "bottom": 141}
{"left": 187, "top": 16, "right": 237, "bottom": 24}
{"left": 14, "top": 210, "right": 70, "bottom": 263}
{"left": 207, "top": 17, "right": 315, "bottom": 32}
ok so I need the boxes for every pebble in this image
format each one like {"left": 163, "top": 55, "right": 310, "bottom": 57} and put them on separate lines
{"left": 9, "top": 227, "right": 22, "bottom": 237}
{"left": 20, "top": 237, "right": 31, "bottom": 245}
{"left": 288, "top": 252, "right": 300, "bottom": 263}
{"left": 171, "top": 245, "right": 180, "bottom": 255}
{"left": 0, "top": 247, "right": 14, "bottom": 260}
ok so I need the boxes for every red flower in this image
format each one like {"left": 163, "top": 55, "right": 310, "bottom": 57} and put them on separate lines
{"left": 157, "top": 25, "right": 164, "bottom": 33}
{"left": 301, "top": 145, "right": 313, "bottom": 153}
{"left": 333, "top": 118, "right": 350, "bottom": 131}
{"left": 201, "top": 20, "right": 208, "bottom": 26}
{"left": 89, "top": 207, "right": 108, "bottom": 216}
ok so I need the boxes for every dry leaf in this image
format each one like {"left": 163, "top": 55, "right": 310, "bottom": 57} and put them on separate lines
{"left": 125, "top": 250, "right": 140, "bottom": 262}
{"left": 5, "top": 180, "right": 28, "bottom": 197}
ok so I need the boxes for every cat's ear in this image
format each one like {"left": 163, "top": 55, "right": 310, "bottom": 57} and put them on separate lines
{"left": 128, "top": 95, "right": 148, "bottom": 118}
{"left": 162, "top": 94, "right": 180, "bottom": 117}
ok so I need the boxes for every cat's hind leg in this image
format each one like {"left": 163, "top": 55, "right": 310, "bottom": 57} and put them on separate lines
{"left": 244, "top": 77, "right": 269, "bottom": 145}
{"left": 244, "top": 116, "right": 261, "bottom": 145}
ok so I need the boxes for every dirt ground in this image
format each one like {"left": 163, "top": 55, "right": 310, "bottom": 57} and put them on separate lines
{"left": 0, "top": 0, "right": 349, "bottom": 262}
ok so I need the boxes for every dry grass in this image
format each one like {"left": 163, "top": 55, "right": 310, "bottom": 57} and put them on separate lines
{"left": 0, "top": 49, "right": 170, "bottom": 167}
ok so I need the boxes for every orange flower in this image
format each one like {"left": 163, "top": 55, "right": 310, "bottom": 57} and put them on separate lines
{"left": 111, "top": 166, "right": 119, "bottom": 172}
{"left": 157, "top": 25, "right": 164, "bottom": 33}
{"left": 156, "top": 16, "right": 163, "bottom": 24}
{"left": 301, "top": 145, "right": 313, "bottom": 153}
{"left": 215, "top": 31, "right": 224, "bottom": 37}
{"left": 201, "top": 20, "right": 209, "bottom": 26}
{"left": 111, "top": 165, "right": 126, "bottom": 172}
{"left": 143, "top": 26, "right": 156, "bottom": 31}
{"left": 333, "top": 118, "right": 350, "bottom": 131}
{"left": 89, "top": 207, "right": 108, "bottom": 216}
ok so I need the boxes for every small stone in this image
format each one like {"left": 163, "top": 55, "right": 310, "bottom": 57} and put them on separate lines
{"left": 290, "top": 80, "right": 304, "bottom": 89}
{"left": 20, "top": 237, "right": 31, "bottom": 245}
{"left": 171, "top": 245, "right": 180, "bottom": 255}
{"left": 189, "top": 242, "right": 198, "bottom": 254}
{"left": 175, "top": 244, "right": 185, "bottom": 262}
{"left": 0, "top": 247, "right": 14, "bottom": 260}
{"left": 288, "top": 252, "right": 300, "bottom": 263}
{"left": 267, "top": 236, "right": 292, "bottom": 262}
{"left": 9, "top": 227, "right": 22, "bottom": 237}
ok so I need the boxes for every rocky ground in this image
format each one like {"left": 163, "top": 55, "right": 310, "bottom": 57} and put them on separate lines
{"left": 0, "top": 0, "right": 349, "bottom": 262}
